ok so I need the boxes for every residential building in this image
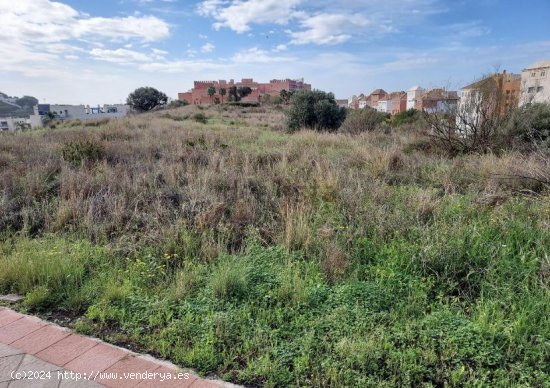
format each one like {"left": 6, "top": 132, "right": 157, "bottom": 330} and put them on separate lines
{"left": 367, "top": 89, "right": 387, "bottom": 109}
{"left": 357, "top": 95, "right": 369, "bottom": 109}
{"left": 376, "top": 98, "right": 392, "bottom": 114}
{"left": 0, "top": 117, "right": 31, "bottom": 132}
{"left": 336, "top": 99, "right": 349, "bottom": 108}
{"left": 406, "top": 86, "right": 425, "bottom": 110}
{"left": 519, "top": 60, "right": 550, "bottom": 106}
{"left": 178, "top": 78, "right": 311, "bottom": 105}
{"left": 29, "top": 103, "right": 129, "bottom": 127}
{"left": 389, "top": 92, "right": 407, "bottom": 115}
{"left": 420, "top": 88, "right": 459, "bottom": 113}
{"left": 457, "top": 70, "right": 520, "bottom": 133}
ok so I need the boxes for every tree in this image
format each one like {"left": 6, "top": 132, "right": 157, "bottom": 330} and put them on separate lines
{"left": 286, "top": 90, "right": 346, "bottom": 132}
{"left": 227, "top": 86, "right": 252, "bottom": 102}
{"left": 207, "top": 86, "right": 216, "bottom": 104}
{"left": 219, "top": 88, "right": 226, "bottom": 104}
{"left": 424, "top": 73, "right": 513, "bottom": 155}
{"left": 16, "top": 96, "right": 38, "bottom": 108}
{"left": 280, "top": 89, "right": 293, "bottom": 104}
{"left": 228, "top": 86, "right": 238, "bottom": 102}
{"left": 237, "top": 87, "right": 252, "bottom": 100}
{"left": 126, "top": 87, "right": 168, "bottom": 112}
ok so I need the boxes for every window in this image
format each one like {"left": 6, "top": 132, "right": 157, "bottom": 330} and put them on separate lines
{"left": 537, "top": 86, "right": 544, "bottom": 93}
{"left": 532, "top": 72, "right": 536, "bottom": 77}
{"left": 528, "top": 87, "right": 535, "bottom": 93}
{"left": 542, "top": 71, "right": 546, "bottom": 77}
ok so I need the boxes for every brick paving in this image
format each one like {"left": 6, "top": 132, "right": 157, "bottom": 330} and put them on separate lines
{"left": 0, "top": 308, "right": 230, "bottom": 388}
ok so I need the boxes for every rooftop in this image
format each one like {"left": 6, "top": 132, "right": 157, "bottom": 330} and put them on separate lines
{"left": 523, "top": 60, "right": 550, "bottom": 70}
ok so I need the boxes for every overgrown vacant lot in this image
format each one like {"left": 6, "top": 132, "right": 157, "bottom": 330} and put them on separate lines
{"left": 1, "top": 105, "right": 549, "bottom": 386}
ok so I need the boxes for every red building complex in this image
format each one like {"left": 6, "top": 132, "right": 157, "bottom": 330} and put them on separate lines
{"left": 178, "top": 78, "right": 312, "bottom": 105}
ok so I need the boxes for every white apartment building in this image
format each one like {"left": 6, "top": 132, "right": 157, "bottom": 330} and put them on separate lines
{"left": 376, "top": 99, "right": 392, "bottom": 114}
{"left": 406, "top": 86, "right": 424, "bottom": 110}
{"left": 519, "top": 60, "right": 550, "bottom": 106}
{"left": 30, "top": 103, "right": 130, "bottom": 127}
{"left": 0, "top": 117, "right": 31, "bottom": 132}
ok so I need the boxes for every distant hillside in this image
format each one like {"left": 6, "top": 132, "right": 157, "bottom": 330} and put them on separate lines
{"left": 0, "top": 93, "right": 38, "bottom": 117}
{"left": 0, "top": 101, "right": 34, "bottom": 117}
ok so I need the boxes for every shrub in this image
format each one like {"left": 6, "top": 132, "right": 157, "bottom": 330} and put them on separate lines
{"left": 61, "top": 139, "right": 105, "bottom": 166}
{"left": 193, "top": 112, "right": 208, "bottom": 124}
{"left": 286, "top": 90, "right": 346, "bottom": 132}
{"left": 168, "top": 99, "right": 189, "bottom": 108}
{"left": 392, "top": 108, "right": 422, "bottom": 127}
{"left": 227, "top": 102, "right": 260, "bottom": 108}
{"left": 505, "top": 103, "right": 550, "bottom": 149}
{"left": 339, "top": 107, "right": 388, "bottom": 134}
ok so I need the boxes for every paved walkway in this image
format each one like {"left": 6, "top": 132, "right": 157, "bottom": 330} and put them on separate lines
{"left": 0, "top": 308, "right": 225, "bottom": 387}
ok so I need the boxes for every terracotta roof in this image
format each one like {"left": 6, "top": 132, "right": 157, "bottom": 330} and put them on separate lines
{"left": 422, "top": 89, "right": 458, "bottom": 100}
{"left": 370, "top": 89, "right": 387, "bottom": 95}
{"left": 388, "top": 91, "right": 406, "bottom": 99}
{"left": 461, "top": 72, "right": 520, "bottom": 90}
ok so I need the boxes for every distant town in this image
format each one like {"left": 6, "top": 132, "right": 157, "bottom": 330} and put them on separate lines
{"left": 1, "top": 59, "right": 549, "bottom": 132}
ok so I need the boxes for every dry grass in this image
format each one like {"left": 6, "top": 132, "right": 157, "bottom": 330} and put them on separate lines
{"left": 1, "top": 104, "right": 550, "bottom": 387}
{"left": 0, "top": 104, "right": 548, "bottom": 260}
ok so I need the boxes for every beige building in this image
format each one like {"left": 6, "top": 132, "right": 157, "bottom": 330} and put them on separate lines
{"left": 519, "top": 60, "right": 550, "bottom": 106}
{"left": 0, "top": 117, "right": 31, "bottom": 132}
{"left": 457, "top": 71, "right": 520, "bottom": 133}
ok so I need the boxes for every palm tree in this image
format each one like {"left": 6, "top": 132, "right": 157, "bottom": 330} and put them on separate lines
{"left": 219, "top": 88, "right": 226, "bottom": 104}
{"left": 207, "top": 86, "right": 216, "bottom": 104}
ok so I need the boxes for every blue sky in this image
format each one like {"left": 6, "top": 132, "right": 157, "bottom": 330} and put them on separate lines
{"left": 1, "top": 0, "right": 549, "bottom": 104}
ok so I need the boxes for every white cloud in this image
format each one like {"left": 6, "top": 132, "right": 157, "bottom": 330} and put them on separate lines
{"left": 289, "top": 13, "right": 370, "bottom": 45}
{"left": 232, "top": 47, "right": 294, "bottom": 63}
{"left": 201, "top": 43, "right": 216, "bottom": 53}
{"left": 90, "top": 48, "right": 152, "bottom": 63}
{"left": 152, "top": 48, "right": 169, "bottom": 59}
{"left": 139, "top": 60, "right": 223, "bottom": 73}
{"left": 273, "top": 44, "right": 288, "bottom": 52}
{"left": 0, "top": 0, "right": 171, "bottom": 80}
{"left": 0, "top": 0, "right": 170, "bottom": 44}
{"left": 198, "top": 0, "right": 302, "bottom": 33}
{"left": 76, "top": 16, "right": 170, "bottom": 42}
{"left": 197, "top": 0, "right": 445, "bottom": 45}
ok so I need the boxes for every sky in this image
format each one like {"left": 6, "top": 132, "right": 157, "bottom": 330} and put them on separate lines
{"left": 1, "top": 0, "right": 549, "bottom": 104}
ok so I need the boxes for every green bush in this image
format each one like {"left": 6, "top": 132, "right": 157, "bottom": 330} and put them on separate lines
{"left": 193, "top": 112, "right": 208, "bottom": 124}
{"left": 227, "top": 102, "right": 260, "bottom": 108}
{"left": 168, "top": 99, "right": 188, "bottom": 108}
{"left": 392, "top": 108, "right": 422, "bottom": 127}
{"left": 506, "top": 103, "right": 550, "bottom": 149}
{"left": 286, "top": 90, "right": 346, "bottom": 132}
{"left": 61, "top": 139, "right": 105, "bottom": 166}
{"left": 339, "top": 107, "right": 389, "bottom": 134}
